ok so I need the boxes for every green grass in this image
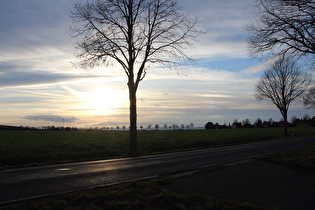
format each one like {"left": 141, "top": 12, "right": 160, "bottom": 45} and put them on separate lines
{"left": 0, "top": 130, "right": 129, "bottom": 168}
{"left": 2, "top": 178, "right": 277, "bottom": 210}
{"left": 0, "top": 127, "right": 314, "bottom": 169}
{"left": 258, "top": 144, "right": 315, "bottom": 173}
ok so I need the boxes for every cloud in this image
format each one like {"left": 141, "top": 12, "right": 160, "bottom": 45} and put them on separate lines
{"left": 0, "top": 70, "right": 113, "bottom": 88}
{"left": 242, "top": 60, "right": 273, "bottom": 74}
{"left": 92, "top": 121, "right": 129, "bottom": 127}
{"left": 180, "top": 0, "right": 256, "bottom": 58}
{"left": 24, "top": 115, "right": 79, "bottom": 123}
{"left": 0, "top": 0, "right": 73, "bottom": 47}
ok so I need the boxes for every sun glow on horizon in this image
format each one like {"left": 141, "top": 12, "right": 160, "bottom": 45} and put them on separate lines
{"left": 80, "top": 88, "right": 128, "bottom": 115}
{"left": 62, "top": 85, "right": 128, "bottom": 115}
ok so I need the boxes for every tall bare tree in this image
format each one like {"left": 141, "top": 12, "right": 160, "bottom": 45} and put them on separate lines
{"left": 247, "top": 0, "right": 315, "bottom": 64}
{"left": 71, "top": 0, "right": 198, "bottom": 156}
{"left": 255, "top": 56, "right": 312, "bottom": 136}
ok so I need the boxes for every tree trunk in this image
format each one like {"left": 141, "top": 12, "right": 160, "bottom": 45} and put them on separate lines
{"left": 128, "top": 83, "right": 138, "bottom": 156}
{"left": 283, "top": 110, "right": 288, "bottom": 137}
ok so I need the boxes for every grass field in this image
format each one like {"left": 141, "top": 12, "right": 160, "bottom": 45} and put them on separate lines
{"left": 1, "top": 127, "right": 315, "bottom": 169}
{"left": 258, "top": 144, "right": 315, "bottom": 173}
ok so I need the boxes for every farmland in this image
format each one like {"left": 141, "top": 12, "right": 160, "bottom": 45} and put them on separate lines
{"left": 1, "top": 127, "right": 315, "bottom": 169}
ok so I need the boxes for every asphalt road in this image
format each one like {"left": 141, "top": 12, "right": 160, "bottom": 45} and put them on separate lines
{"left": 0, "top": 135, "right": 314, "bottom": 205}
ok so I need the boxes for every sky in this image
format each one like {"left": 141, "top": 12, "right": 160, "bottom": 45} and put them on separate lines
{"left": 0, "top": 0, "right": 313, "bottom": 129}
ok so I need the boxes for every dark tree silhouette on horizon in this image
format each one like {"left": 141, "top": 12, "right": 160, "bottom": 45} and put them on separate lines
{"left": 255, "top": 56, "right": 312, "bottom": 136}
{"left": 71, "top": 0, "right": 199, "bottom": 156}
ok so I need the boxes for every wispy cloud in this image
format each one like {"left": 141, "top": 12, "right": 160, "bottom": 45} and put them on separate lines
{"left": 24, "top": 115, "right": 79, "bottom": 123}
{"left": 0, "top": 70, "right": 113, "bottom": 88}
{"left": 242, "top": 60, "right": 273, "bottom": 74}
{"left": 181, "top": 0, "right": 256, "bottom": 58}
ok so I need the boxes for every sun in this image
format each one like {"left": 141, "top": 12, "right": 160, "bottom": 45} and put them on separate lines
{"left": 80, "top": 88, "right": 127, "bottom": 115}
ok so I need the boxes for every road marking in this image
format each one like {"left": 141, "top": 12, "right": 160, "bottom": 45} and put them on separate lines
{"left": 55, "top": 168, "right": 71, "bottom": 171}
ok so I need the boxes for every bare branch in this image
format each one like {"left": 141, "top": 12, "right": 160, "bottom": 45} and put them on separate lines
{"left": 71, "top": 0, "right": 199, "bottom": 83}
{"left": 304, "top": 85, "right": 315, "bottom": 109}
{"left": 247, "top": 0, "right": 315, "bottom": 65}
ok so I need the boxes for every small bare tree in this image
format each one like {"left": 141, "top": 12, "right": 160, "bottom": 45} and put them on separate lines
{"left": 163, "top": 123, "right": 167, "bottom": 130}
{"left": 71, "top": 0, "right": 199, "bottom": 156}
{"left": 247, "top": 0, "right": 315, "bottom": 64}
{"left": 255, "top": 56, "right": 311, "bottom": 136}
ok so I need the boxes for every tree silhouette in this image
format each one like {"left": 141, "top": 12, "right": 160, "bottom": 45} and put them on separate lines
{"left": 255, "top": 118, "right": 262, "bottom": 128}
{"left": 255, "top": 56, "right": 311, "bottom": 136}
{"left": 180, "top": 124, "right": 185, "bottom": 129}
{"left": 291, "top": 116, "right": 297, "bottom": 123}
{"left": 242, "top": 118, "right": 251, "bottom": 128}
{"left": 190, "top": 122, "right": 194, "bottom": 129}
{"left": 71, "top": 0, "right": 199, "bottom": 156}
{"left": 164, "top": 123, "right": 167, "bottom": 130}
{"left": 247, "top": 0, "right": 315, "bottom": 65}
{"left": 304, "top": 86, "right": 315, "bottom": 109}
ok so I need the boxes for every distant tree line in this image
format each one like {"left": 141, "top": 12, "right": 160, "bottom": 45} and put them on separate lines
{"left": 0, "top": 123, "right": 195, "bottom": 131}
{"left": 2, "top": 116, "right": 314, "bottom": 132}
{"left": 0, "top": 125, "right": 37, "bottom": 131}
{"left": 0, "top": 125, "right": 79, "bottom": 131}
{"left": 205, "top": 115, "right": 315, "bottom": 130}
{"left": 139, "top": 123, "right": 194, "bottom": 131}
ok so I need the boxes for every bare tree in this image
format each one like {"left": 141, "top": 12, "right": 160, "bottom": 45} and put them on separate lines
{"left": 190, "top": 122, "right": 194, "bottom": 129}
{"left": 242, "top": 118, "right": 251, "bottom": 128}
{"left": 255, "top": 118, "right": 262, "bottom": 127}
{"left": 180, "top": 123, "right": 185, "bottom": 129}
{"left": 163, "top": 123, "right": 167, "bottom": 130}
{"left": 247, "top": 0, "right": 315, "bottom": 64}
{"left": 255, "top": 56, "right": 312, "bottom": 136}
{"left": 304, "top": 85, "right": 315, "bottom": 109}
{"left": 71, "top": 0, "right": 199, "bottom": 156}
